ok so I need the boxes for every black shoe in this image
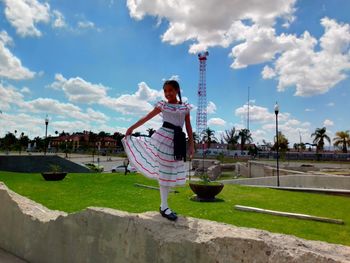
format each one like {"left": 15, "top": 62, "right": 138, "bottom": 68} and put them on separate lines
{"left": 159, "top": 206, "right": 177, "bottom": 215}
{"left": 159, "top": 207, "right": 178, "bottom": 221}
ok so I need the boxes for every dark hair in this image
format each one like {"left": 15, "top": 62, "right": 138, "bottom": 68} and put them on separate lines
{"left": 163, "top": 80, "right": 182, "bottom": 104}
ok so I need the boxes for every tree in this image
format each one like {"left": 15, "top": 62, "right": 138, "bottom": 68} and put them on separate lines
{"left": 202, "top": 127, "right": 218, "bottom": 149}
{"left": 133, "top": 132, "right": 141, "bottom": 137}
{"left": 223, "top": 127, "right": 239, "bottom": 150}
{"left": 33, "top": 136, "right": 44, "bottom": 151}
{"left": 237, "top": 129, "right": 252, "bottom": 152}
{"left": 192, "top": 132, "right": 200, "bottom": 144}
{"left": 293, "top": 142, "right": 306, "bottom": 151}
{"left": 273, "top": 131, "right": 289, "bottom": 151}
{"left": 262, "top": 139, "right": 273, "bottom": 151}
{"left": 19, "top": 133, "right": 29, "bottom": 154}
{"left": 147, "top": 128, "right": 156, "bottom": 137}
{"left": 333, "top": 130, "right": 350, "bottom": 153}
{"left": 59, "top": 130, "right": 68, "bottom": 136}
{"left": 88, "top": 131, "right": 98, "bottom": 162}
{"left": 98, "top": 131, "right": 110, "bottom": 138}
{"left": 311, "top": 127, "right": 331, "bottom": 152}
{"left": 112, "top": 132, "right": 125, "bottom": 150}
{"left": 3, "top": 132, "right": 17, "bottom": 151}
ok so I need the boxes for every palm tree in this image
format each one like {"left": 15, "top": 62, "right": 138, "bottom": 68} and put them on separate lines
{"left": 147, "top": 128, "right": 156, "bottom": 137}
{"left": 311, "top": 127, "right": 331, "bottom": 152}
{"left": 202, "top": 127, "right": 218, "bottom": 149}
{"left": 237, "top": 129, "right": 252, "bottom": 152}
{"left": 333, "top": 130, "right": 350, "bottom": 153}
{"left": 223, "top": 127, "right": 239, "bottom": 150}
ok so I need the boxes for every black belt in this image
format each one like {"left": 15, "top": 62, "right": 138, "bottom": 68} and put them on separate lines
{"left": 162, "top": 121, "right": 187, "bottom": 162}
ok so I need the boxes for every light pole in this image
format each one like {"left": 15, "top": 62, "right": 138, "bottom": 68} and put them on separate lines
{"left": 274, "top": 102, "right": 280, "bottom": 187}
{"left": 44, "top": 115, "right": 49, "bottom": 155}
{"left": 65, "top": 139, "right": 68, "bottom": 158}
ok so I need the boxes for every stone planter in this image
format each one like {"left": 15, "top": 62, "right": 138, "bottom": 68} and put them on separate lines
{"left": 41, "top": 172, "right": 67, "bottom": 181}
{"left": 189, "top": 182, "right": 224, "bottom": 202}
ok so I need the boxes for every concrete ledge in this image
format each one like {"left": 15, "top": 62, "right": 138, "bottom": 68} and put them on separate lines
{"left": 1, "top": 182, "right": 350, "bottom": 263}
{"left": 223, "top": 174, "right": 350, "bottom": 190}
{"left": 0, "top": 248, "right": 28, "bottom": 263}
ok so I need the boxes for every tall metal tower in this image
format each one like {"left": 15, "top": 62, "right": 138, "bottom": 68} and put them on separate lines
{"left": 196, "top": 51, "right": 209, "bottom": 136}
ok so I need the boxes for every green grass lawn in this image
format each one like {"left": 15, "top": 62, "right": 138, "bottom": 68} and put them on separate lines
{"left": 0, "top": 171, "right": 349, "bottom": 246}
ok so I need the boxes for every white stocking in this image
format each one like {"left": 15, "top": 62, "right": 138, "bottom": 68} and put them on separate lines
{"left": 159, "top": 185, "right": 172, "bottom": 215}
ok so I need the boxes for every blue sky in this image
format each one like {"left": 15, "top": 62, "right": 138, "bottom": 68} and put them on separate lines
{"left": 0, "top": 0, "right": 349, "bottom": 146}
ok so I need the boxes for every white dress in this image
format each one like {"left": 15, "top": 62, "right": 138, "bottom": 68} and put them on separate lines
{"left": 121, "top": 100, "right": 193, "bottom": 187}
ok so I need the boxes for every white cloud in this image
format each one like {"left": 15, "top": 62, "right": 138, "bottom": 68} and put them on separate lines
{"left": 20, "top": 97, "right": 109, "bottom": 124}
{"left": 50, "top": 74, "right": 109, "bottom": 104}
{"left": 234, "top": 102, "right": 312, "bottom": 144}
{"left": 262, "top": 65, "right": 276, "bottom": 79}
{"left": 50, "top": 120, "right": 91, "bottom": 134}
{"left": 127, "top": 0, "right": 296, "bottom": 53}
{"left": 52, "top": 10, "right": 66, "bottom": 28}
{"left": 327, "top": 102, "right": 335, "bottom": 107}
{"left": 3, "top": 0, "right": 51, "bottom": 37}
{"left": 20, "top": 87, "right": 31, "bottom": 94}
{"left": 86, "top": 108, "right": 110, "bottom": 123}
{"left": 162, "top": 75, "right": 180, "bottom": 82}
{"left": 230, "top": 25, "right": 296, "bottom": 69}
{"left": 0, "top": 31, "right": 36, "bottom": 80}
{"left": 100, "top": 81, "right": 164, "bottom": 115}
{"left": 77, "top": 21, "right": 95, "bottom": 29}
{"left": 0, "top": 112, "right": 44, "bottom": 138}
{"left": 0, "top": 83, "right": 24, "bottom": 110}
{"left": 0, "top": 101, "right": 114, "bottom": 139}
{"left": 207, "top": 101, "right": 217, "bottom": 114}
{"left": 266, "top": 18, "right": 350, "bottom": 97}
{"left": 251, "top": 129, "right": 267, "bottom": 143}
{"left": 0, "top": 31, "right": 13, "bottom": 45}
{"left": 323, "top": 119, "right": 334, "bottom": 127}
{"left": 305, "top": 108, "right": 314, "bottom": 112}
{"left": 235, "top": 103, "right": 289, "bottom": 123}
{"left": 208, "top": 117, "right": 226, "bottom": 127}
{"left": 114, "top": 116, "right": 132, "bottom": 122}
{"left": 126, "top": 1, "right": 350, "bottom": 98}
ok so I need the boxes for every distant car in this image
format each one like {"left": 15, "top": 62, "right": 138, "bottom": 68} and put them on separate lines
{"left": 111, "top": 164, "right": 137, "bottom": 173}
{"left": 85, "top": 163, "right": 104, "bottom": 172}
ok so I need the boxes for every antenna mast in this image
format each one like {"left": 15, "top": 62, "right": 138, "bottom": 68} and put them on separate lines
{"left": 196, "top": 51, "right": 209, "bottom": 136}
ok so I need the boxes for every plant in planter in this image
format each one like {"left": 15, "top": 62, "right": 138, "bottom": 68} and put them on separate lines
{"left": 41, "top": 164, "right": 67, "bottom": 181}
{"left": 189, "top": 173, "right": 224, "bottom": 202}
{"left": 189, "top": 128, "right": 224, "bottom": 202}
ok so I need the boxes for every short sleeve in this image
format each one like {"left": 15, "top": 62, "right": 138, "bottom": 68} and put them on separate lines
{"left": 184, "top": 102, "right": 193, "bottom": 112}
{"left": 154, "top": 100, "right": 165, "bottom": 110}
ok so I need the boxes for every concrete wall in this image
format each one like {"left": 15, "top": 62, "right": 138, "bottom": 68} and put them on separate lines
{"left": 247, "top": 161, "right": 305, "bottom": 178}
{"left": 0, "top": 155, "right": 90, "bottom": 173}
{"left": 1, "top": 182, "right": 350, "bottom": 263}
{"left": 251, "top": 161, "right": 350, "bottom": 170}
{"left": 223, "top": 174, "right": 350, "bottom": 190}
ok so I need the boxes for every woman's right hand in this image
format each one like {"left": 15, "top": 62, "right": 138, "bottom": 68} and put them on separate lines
{"left": 125, "top": 127, "right": 134, "bottom": 136}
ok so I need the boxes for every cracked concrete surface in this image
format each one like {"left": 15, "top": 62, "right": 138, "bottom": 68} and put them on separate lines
{"left": 1, "top": 181, "right": 350, "bottom": 263}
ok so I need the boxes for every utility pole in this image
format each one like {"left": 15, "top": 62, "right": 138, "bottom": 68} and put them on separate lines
{"left": 247, "top": 86, "right": 250, "bottom": 131}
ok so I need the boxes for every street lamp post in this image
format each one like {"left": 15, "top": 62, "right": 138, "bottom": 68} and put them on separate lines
{"left": 44, "top": 115, "right": 49, "bottom": 155}
{"left": 274, "top": 102, "right": 280, "bottom": 187}
{"left": 65, "top": 139, "right": 68, "bottom": 158}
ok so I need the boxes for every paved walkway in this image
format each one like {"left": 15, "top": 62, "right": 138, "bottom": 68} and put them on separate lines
{"left": 0, "top": 248, "right": 27, "bottom": 263}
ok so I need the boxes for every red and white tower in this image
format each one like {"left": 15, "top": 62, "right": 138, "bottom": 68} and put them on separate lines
{"left": 196, "top": 51, "right": 209, "bottom": 136}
